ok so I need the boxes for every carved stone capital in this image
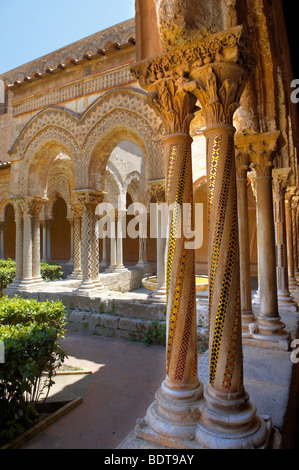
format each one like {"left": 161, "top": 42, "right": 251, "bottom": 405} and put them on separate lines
{"left": 235, "top": 152, "right": 250, "bottom": 180}
{"left": 245, "top": 131, "right": 280, "bottom": 178}
{"left": 130, "top": 26, "right": 251, "bottom": 131}
{"left": 285, "top": 186, "right": 298, "bottom": 203}
{"left": 145, "top": 73, "right": 198, "bottom": 135}
{"left": 147, "top": 178, "right": 166, "bottom": 202}
{"left": 272, "top": 168, "right": 292, "bottom": 199}
{"left": 247, "top": 170, "right": 257, "bottom": 200}
{"left": 9, "top": 196, "right": 47, "bottom": 217}
{"left": 71, "top": 204, "right": 83, "bottom": 219}
{"left": 74, "top": 190, "right": 105, "bottom": 211}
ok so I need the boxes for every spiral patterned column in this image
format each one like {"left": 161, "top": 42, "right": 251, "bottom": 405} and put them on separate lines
{"left": 69, "top": 211, "right": 83, "bottom": 280}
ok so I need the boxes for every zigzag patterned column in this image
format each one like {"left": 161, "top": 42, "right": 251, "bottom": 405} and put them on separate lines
{"left": 75, "top": 190, "right": 104, "bottom": 295}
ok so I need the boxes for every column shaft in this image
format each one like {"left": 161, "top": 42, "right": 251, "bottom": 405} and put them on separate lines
{"left": 235, "top": 152, "right": 255, "bottom": 333}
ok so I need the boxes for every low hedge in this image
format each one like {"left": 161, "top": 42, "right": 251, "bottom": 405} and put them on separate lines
{"left": 0, "top": 259, "right": 63, "bottom": 295}
{"left": 0, "top": 297, "right": 67, "bottom": 445}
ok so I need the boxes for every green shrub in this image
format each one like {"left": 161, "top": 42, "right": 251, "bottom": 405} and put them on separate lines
{"left": 40, "top": 262, "right": 63, "bottom": 281}
{"left": 0, "top": 297, "right": 67, "bottom": 445}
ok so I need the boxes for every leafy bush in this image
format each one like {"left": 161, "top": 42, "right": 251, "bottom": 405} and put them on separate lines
{"left": 0, "top": 297, "right": 67, "bottom": 445}
{"left": 40, "top": 262, "right": 63, "bottom": 281}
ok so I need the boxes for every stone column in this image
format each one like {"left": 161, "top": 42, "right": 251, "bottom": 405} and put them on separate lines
{"left": 291, "top": 197, "right": 299, "bottom": 279}
{"left": 191, "top": 62, "right": 270, "bottom": 448}
{"left": 131, "top": 43, "right": 203, "bottom": 447}
{"left": 248, "top": 133, "right": 289, "bottom": 348}
{"left": 131, "top": 24, "right": 270, "bottom": 449}
{"left": 91, "top": 213, "right": 102, "bottom": 288}
{"left": 248, "top": 171, "right": 260, "bottom": 306}
{"left": 75, "top": 190, "right": 105, "bottom": 294}
{"left": 10, "top": 197, "right": 47, "bottom": 289}
{"left": 99, "top": 225, "right": 109, "bottom": 269}
{"left": 69, "top": 205, "right": 83, "bottom": 280}
{"left": 148, "top": 180, "right": 167, "bottom": 302}
{"left": 41, "top": 220, "right": 47, "bottom": 262}
{"left": 10, "top": 200, "right": 23, "bottom": 284}
{"left": 31, "top": 205, "right": 44, "bottom": 283}
{"left": 46, "top": 220, "right": 51, "bottom": 261}
{"left": 296, "top": 204, "right": 299, "bottom": 277}
{"left": 285, "top": 187, "right": 299, "bottom": 292}
{"left": 115, "top": 210, "right": 128, "bottom": 272}
{"left": 234, "top": 144, "right": 255, "bottom": 334}
{"left": 106, "top": 211, "right": 117, "bottom": 272}
{"left": 67, "top": 216, "right": 74, "bottom": 264}
{"left": 272, "top": 169, "right": 297, "bottom": 311}
{"left": 0, "top": 222, "right": 5, "bottom": 259}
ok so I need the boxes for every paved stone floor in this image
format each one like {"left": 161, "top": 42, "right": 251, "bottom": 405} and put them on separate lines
{"left": 21, "top": 332, "right": 167, "bottom": 449}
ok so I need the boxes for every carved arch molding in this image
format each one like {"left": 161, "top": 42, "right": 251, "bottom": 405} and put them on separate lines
{"left": 8, "top": 88, "right": 165, "bottom": 197}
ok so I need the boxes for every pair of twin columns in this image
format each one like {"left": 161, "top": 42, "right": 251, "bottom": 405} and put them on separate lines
{"left": 129, "top": 26, "right": 283, "bottom": 449}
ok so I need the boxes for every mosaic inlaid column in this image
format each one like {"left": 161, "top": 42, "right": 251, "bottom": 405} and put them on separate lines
{"left": 131, "top": 47, "right": 203, "bottom": 447}
{"left": 148, "top": 180, "right": 167, "bottom": 302}
{"left": 235, "top": 147, "right": 255, "bottom": 334}
{"left": 272, "top": 169, "right": 297, "bottom": 311}
{"left": 75, "top": 190, "right": 104, "bottom": 294}
{"left": 285, "top": 188, "right": 299, "bottom": 292}
{"left": 69, "top": 206, "right": 83, "bottom": 280}
{"left": 248, "top": 133, "right": 289, "bottom": 347}
{"left": 131, "top": 23, "right": 271, "bottom": 449}
{"left": 190, "top": 61, "right": 269, "bottom": 447}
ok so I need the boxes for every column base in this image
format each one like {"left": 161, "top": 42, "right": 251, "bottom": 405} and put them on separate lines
{"left": 8, "top": 277, "right": 45, "bottom": 291}
{"left": 288, "top": 277, "right": 299, "bottom": 291}
{"left": 68, "top": 270, "right": 83, "bottom": 280}
{"left": 243, "top": 316, "right": 290, "bottom": 350}
{"left": 277, "top": 291, "right": 298, "bottom": 312}
{"left": 241, "top": 310, "right": 256, "bottom": 337}
{"left": 148, "top": 285, "right": 167, "bottom": 303}
{"left": 75, "top": 279, "right": 103, "bottom": 296}
{"left": 252, "top": 290, "right": 260, "bottom": 306}
{"left": 195, "top": 386, "right": 272, "bottom": 449}
{"left": 135, "top": 379, "right": 203, "bottom": 449}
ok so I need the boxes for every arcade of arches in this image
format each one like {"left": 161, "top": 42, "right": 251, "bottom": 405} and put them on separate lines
{"left": 0, "top": 0, "right": 299, "bottom": 450}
